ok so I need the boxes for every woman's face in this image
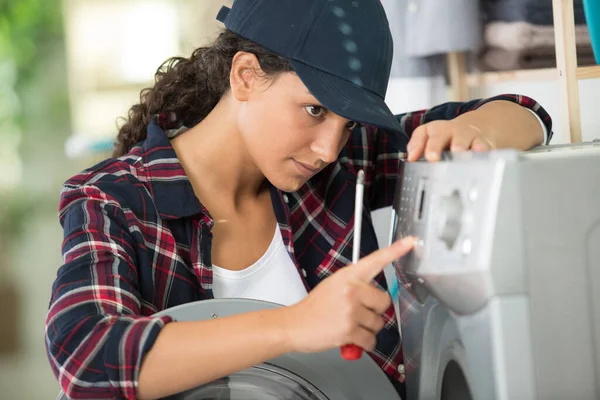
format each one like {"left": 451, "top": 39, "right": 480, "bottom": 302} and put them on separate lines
{"left": 235, "top": 70, "right": 360, "bottom": 192}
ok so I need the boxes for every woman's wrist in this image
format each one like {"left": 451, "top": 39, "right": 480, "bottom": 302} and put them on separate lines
{"left": 263, "top": 306, "right": 299, "bottom": 354}
{"left": 468, "top": 100, "right": 545, "bottom": 150}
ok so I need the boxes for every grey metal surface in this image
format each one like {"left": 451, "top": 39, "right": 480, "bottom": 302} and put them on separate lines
{"left": 170, "top": 363, "right": 328, "bottom": 400}
{"left": 58, "top": 298, "right": 400, "bottom": 399}
{"left": 519, "top": 144, "right": 600, "bottom": 399}
{"left": 391, "top": 142, "right": 600, "bottom": 400}
{"left": 392, "top": 149, "right": 526, "bottom": 315}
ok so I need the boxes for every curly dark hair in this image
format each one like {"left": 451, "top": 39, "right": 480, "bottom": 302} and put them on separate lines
{"left": 113, "top": 29, "right": 293, "bottom": 157}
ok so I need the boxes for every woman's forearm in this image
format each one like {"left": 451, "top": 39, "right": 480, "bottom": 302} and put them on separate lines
{"left": 468, "top": 100, "right": 545, "bottom": 150}
{"left": 137, "top": 307, "right": 293, "bottom": 399}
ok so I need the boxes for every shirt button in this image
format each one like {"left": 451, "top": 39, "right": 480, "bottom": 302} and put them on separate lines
{"left": 398, "top": 363, "right": 406, "bottom": 375}
{"left": 283, "top": 194, "right": 289, "bottom": 204}
{"left": 398, "top": 363, "right": 406, "bottom": 382}
{"left": 408, "top": 2, "right": 418, "bottom": 12}
{"left": 301, "top": 269, "right": 307, "bottom": 278}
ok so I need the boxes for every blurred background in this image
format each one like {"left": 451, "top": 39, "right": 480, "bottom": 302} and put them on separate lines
{"left": 0, "top": 0, "right": 598, "bottom": 398}
{"left": 0, "top": 1, "right": 231, "bottom": 397}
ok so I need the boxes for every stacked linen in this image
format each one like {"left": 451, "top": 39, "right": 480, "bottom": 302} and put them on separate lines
{"left": 482, "top": 0, "right": 588, "bottom": 26}
{"left": 480, "top": 0, "right": 595, "bottom": 71}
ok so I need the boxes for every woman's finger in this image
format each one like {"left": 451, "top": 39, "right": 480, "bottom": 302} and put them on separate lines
{"left": 450, "top": 132, "right": 476, "bottom": 152}
{"left": 356, "top": 283, "right": 392, "bottom": 315}
{"left": 472, "top": 136, "right": 495, "bottom": 152}
{"left": 423, "top": 122, "right": 453, "bottom": 162}
{"left": 406, "top": 125, "right": 428, "bottom": 162}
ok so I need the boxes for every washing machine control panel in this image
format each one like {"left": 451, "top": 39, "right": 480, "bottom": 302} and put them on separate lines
{"left": 392, "top": 150, "right": 518, "bottom": 314}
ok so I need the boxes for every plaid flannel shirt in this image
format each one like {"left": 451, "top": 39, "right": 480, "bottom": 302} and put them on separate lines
{"left": 46, "top": 95, "right": 552, "bottom": 399}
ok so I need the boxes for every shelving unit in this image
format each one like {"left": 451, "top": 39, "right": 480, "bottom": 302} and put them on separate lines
{"left": 448, "top": 0, "right": 600, "bottom": 143}
{"left": 464, "top": 65, "right": 600, "bottom": 86}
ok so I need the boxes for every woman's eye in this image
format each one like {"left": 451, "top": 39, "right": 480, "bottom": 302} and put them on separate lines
{"left": 346, "top": 121, "right": 363, "bottom": 131}
{"left": 305, "top": 105, "right": 326, "bottom": 118}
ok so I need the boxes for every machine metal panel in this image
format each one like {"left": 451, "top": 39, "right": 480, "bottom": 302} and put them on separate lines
{"left": 518, "top": 145, "right": 600, "bottom": 399}
{"left": 392, "top": 150, "right": 527, "bottom": 316}
{"left": 391, "top": 142, "right": 600, "bottom": 400}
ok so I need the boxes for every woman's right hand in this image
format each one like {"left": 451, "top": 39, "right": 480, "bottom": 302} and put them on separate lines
{"left": 282, "top": 236, "right": 415, "bottom": 354}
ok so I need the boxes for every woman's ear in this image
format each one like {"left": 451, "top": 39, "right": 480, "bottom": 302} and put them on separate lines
{"left": 229, "top": 51, "right": 263, "bottom": 102}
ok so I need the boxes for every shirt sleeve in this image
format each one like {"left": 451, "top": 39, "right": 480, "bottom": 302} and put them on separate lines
{"left": 526, "top": 108, "right": 549, "bottom": 145}
{"left": 354, "top": 94, "right": 553, "bottom": 211}
{"left": 396, "top": 94, "right": 553, "bottom": 143}
{"left": 45, "top": 184, "right": 173, "bottom": 400}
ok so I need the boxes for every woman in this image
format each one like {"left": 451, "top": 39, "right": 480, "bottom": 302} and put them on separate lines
{"left": 45, "top": 1, "right": 552, "bottom": 399}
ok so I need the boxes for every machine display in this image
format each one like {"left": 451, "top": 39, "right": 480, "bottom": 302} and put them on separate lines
{"left": 391, "top": 141, "right": 600, "bottom": 400}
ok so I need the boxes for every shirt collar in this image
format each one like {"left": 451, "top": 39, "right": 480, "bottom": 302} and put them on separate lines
{"left": 139, "top": 114, "right": 292, "bottom": 227}
{"left": 140, "top": 115, "right": 212, "bottom": 225}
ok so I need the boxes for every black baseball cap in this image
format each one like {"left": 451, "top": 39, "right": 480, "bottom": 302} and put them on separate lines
{"left": 216, "top": 0, "right": 406, "bottom": 136}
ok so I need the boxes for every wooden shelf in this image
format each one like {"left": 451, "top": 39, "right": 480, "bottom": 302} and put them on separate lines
{"left": 466, "top": 65, "right": 600, "bottom": 86}
{"left": 449, "top": 0, "right": 597, "bottom": 143}
{"left": 466, "top": 68, "right": 557, "bottom": 86}
{"left": 575, "top": 65, "right": 600, "bottom": 80}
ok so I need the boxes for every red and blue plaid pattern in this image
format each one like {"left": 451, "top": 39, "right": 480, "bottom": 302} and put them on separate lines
{"left": 46, "top": 95, "right": 551, "bottom": 399}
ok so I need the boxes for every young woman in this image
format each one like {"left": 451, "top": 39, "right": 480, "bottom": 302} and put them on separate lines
{"left": 45, "top": 1, "right": 552, "bottom": 399}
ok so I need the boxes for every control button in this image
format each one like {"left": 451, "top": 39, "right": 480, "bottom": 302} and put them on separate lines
{"left": 437, "top": 190, "right": 464, "bottom": 250}
{"left": 468, "top": 187, "right": 478, "bottom": 202}
{"left": 414, "top": 238, "right": 425, "bottom": 258}
{"left": 461, "top": 238, "right": 472, "bottom": 255}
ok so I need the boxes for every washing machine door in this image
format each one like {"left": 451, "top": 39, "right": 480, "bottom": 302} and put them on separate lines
{"left": 57, "top": 299, "right": 401, "bottom": 400}
{"left": 170, "top": 362, "right": 326, "bottom": 400}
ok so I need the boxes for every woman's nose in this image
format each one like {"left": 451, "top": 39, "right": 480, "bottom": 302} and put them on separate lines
{"left": 310, "top": 122, "right": 348, "bottom": 164}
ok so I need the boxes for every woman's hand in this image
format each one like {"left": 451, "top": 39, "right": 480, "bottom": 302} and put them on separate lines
{"left": 406, "top": 100, "right": 545, "bottom": 162}
{"left": 282, "top": 236, "right": 415, "bottom": 354}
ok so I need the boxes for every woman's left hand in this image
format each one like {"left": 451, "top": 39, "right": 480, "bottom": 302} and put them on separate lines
{"left": 405, "top": 100, "right": 545, "bottom": 162}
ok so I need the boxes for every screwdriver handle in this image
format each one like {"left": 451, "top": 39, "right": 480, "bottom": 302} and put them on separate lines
{"left": 341, "top": 344, "right": 363, "bottom": 360}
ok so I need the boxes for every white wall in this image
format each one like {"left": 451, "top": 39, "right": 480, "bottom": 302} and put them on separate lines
{"left": 475, "top": 79, "right": 600, "bottom": 144}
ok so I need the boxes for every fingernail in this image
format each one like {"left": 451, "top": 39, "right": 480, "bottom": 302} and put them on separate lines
{"left": 426, "top": 152, "right": 440, "bottom": 161}
{"left": 398, "top": 236, "right": 415, "bottom": 246}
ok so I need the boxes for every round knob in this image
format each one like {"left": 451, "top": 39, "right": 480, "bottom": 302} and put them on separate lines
{"left": 437, "top": 190, "right": 463, "bottom": 249}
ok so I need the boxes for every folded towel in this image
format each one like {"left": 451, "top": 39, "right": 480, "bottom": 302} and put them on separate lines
{"left": 485, "top": 21, "right": 591, "bottom": 51}
{"left": 481, "top": 45, "right": 597, "bottom": 70}
{"left": 481, "top": 0, "right": 587, "bottom": 25}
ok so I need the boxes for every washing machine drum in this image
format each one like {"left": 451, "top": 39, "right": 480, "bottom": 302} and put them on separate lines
{"left": 176, "top": 363, "right": 326, "bottom": 399}
{"left": 58, "top": 299, "right": 401, "bottom": 400}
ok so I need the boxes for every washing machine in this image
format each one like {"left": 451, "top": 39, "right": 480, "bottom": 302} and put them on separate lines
{"left": 391, "top": 141, "right": 600, "bottom": 400}
{"left": 57, "top": 298, "right": 401, "bottom": 400}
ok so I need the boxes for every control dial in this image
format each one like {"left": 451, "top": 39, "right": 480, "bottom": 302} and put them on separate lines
{"left": 437, "top": 190, "right": 463, "bottom": 249}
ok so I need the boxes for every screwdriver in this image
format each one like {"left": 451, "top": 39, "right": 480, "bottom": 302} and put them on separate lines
{"left": 341, "top": 169, "right": 365, "bottom": 361}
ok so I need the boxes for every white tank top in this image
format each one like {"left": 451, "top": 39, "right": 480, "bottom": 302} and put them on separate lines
{"left": 212, "top": 227, "right": 308, "bottom": 306}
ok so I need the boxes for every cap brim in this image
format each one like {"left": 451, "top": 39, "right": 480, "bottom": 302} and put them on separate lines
{"left": 289, "top": 60, "right": 408, "bottom": 139}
